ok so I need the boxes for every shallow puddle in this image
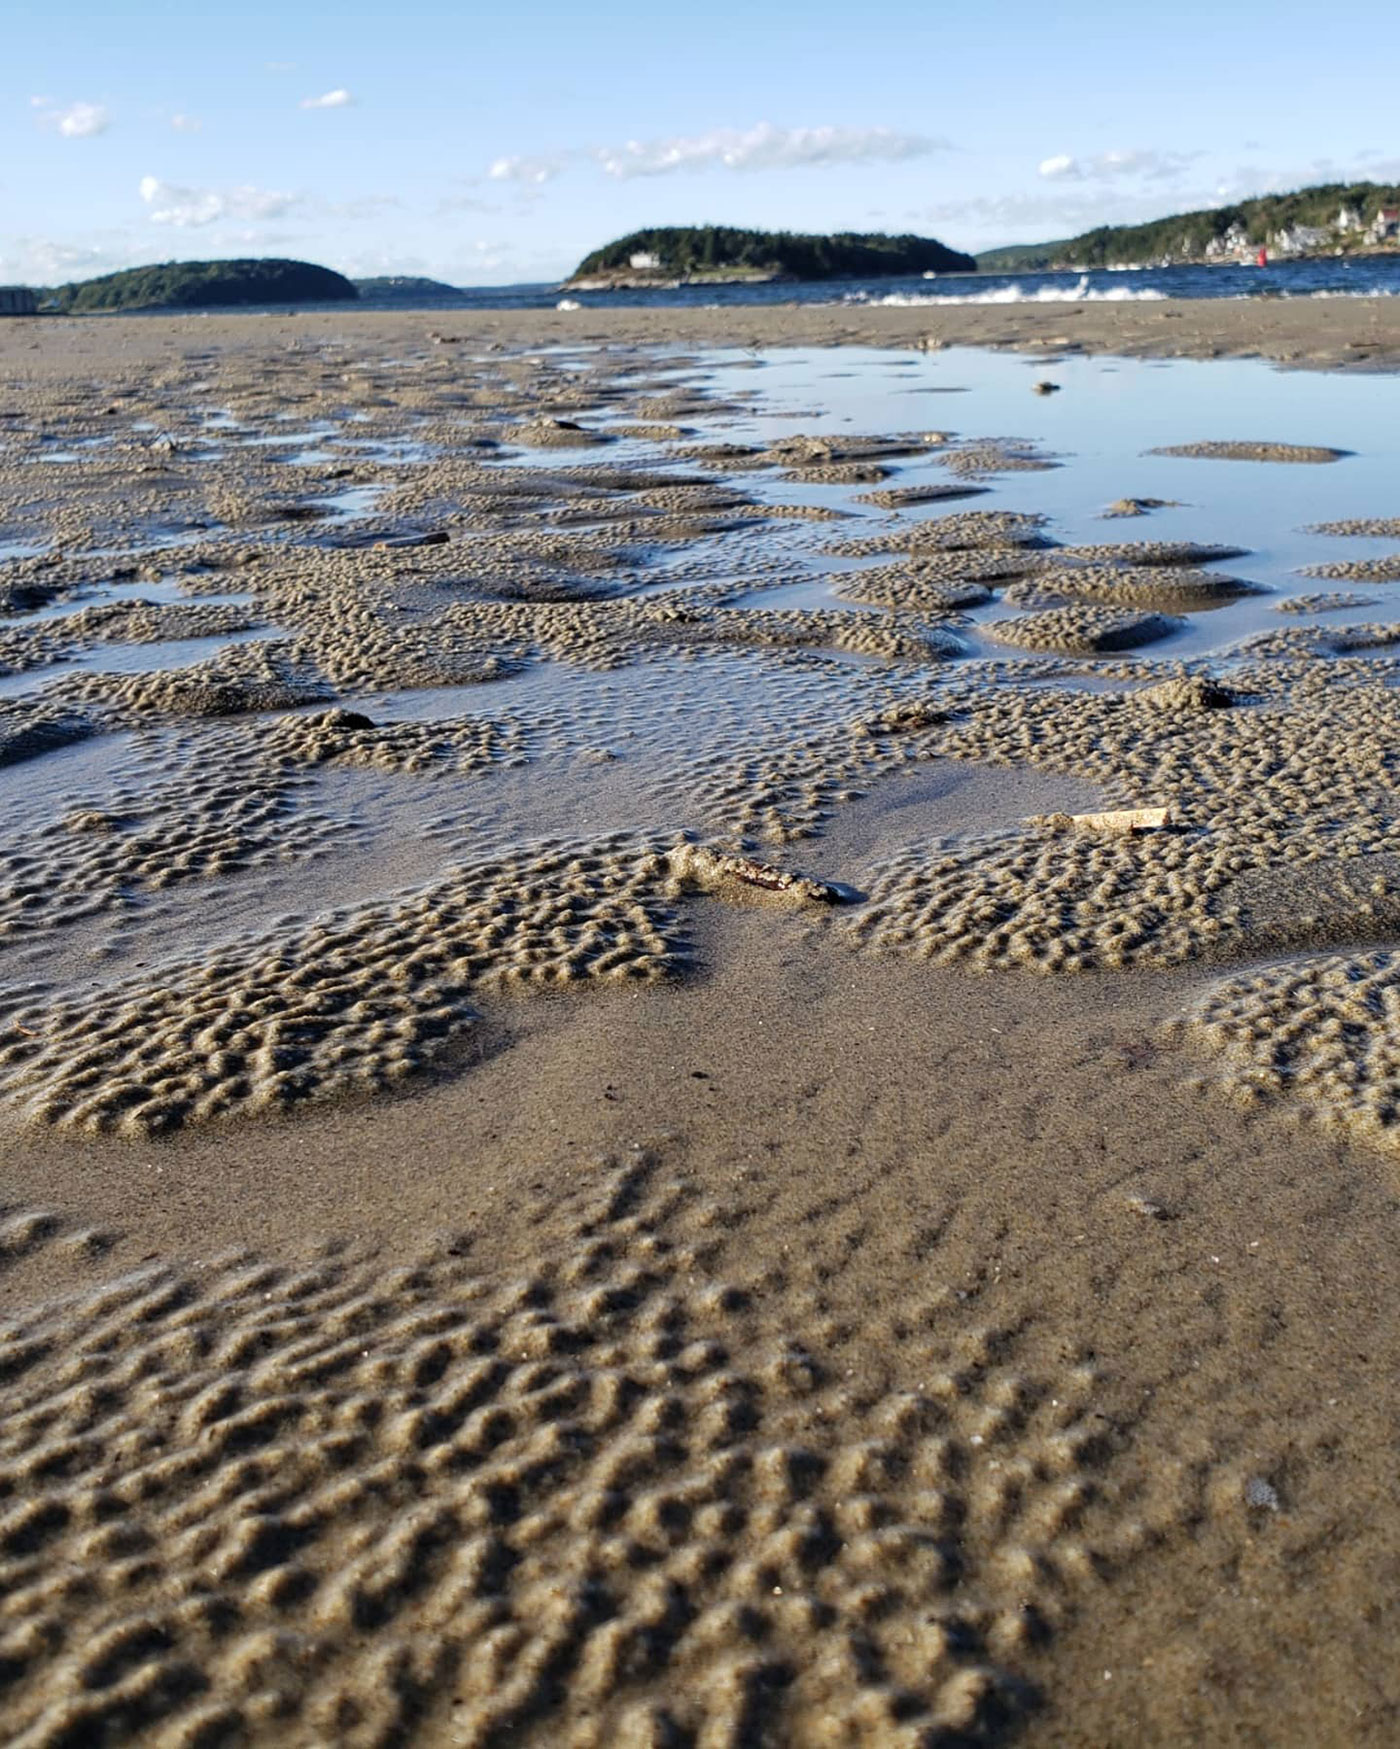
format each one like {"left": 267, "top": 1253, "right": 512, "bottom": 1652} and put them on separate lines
{"left": 667, "top": 345, "right": 1400, "bottom": 657}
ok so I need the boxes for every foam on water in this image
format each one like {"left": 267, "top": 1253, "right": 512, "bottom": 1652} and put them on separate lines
{"left": 859, "top": 274, "right": 1170, "bottom": 306}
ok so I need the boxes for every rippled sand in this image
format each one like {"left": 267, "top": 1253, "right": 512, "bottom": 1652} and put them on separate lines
{"left": 3, "top": 310, "right": 1400, "bottom": 1745}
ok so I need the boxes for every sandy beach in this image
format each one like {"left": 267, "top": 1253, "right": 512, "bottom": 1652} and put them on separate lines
{"left": 3, "top": 301, "right": 1400, "bottom": 1746}
{"left": 10, "top": 293, "right": 1400, "bottom": 377}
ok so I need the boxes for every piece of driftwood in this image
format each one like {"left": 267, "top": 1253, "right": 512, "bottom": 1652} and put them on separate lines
{"left": 670, "top": 844, "right": 854, "bottom": 904}
{"left": 1038, "top": 805, "right": 1173, "bottom": 835}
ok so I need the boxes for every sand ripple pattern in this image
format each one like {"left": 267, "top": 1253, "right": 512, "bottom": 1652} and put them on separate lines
{"left": 984, "top": 607, "right": 1179, "bottom": 655}
{"left": 0, "top": 1157, "right": 1140, "bottom": 1748}
{"left": 1300, "top": 554, "right": 1400, "bottom": 583}
{"left": 4, "top": 331, "right": 1400, "bottom": 1153}
{"left": 1189, "top": 950, "right": 1400, "bottom": 1140}
{"left": 0, "top": 837, "right": 682, "bottom": 1134}
{"left": 846, "top": 660, "right": 1400, "bottom": 978}
{"left": 850, "top": 823, "right": 1230, "bottom": 973}
{"left": 1148, "top": 440, "right": 1347, "bottom": 463}
{"left": 1, "top": 777, "right": 346, "bottom": 941}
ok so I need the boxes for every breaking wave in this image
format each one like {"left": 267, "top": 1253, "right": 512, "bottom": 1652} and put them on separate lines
{"left": 856, "top": 275, "right": 1169, "bottom": 307}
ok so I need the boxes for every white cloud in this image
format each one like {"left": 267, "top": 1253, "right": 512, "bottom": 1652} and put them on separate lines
{"left": 488, "top": 154, "right": 567, "bottom": 186}
{"left": 58, "top": 102, "right": 110, "bottom": 138}
{"left": 484, "top": 122, "right": 950, "bottom": 186}
{"left": 0, "top": 232, "right": 149, "bottom": 284}
{"left": 170, "top": 112, "right": 202, "bottom": 133}
{"left": 300, "top": 88, "right": 353, "bottom": 110}
{"left": 1039, "top": 148, "right": 1201, "bottom": 183}
{"left": 139, "top": 175, "right": 300, "bottom": 228}
{"left": 34, "top": 99, "right": 111, "bottom": 138}
{"left": 595, "top": 121, "right": 950, "bottom": 178}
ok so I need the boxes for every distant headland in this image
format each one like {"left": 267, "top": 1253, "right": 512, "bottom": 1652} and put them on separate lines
{"left": 49, "top": 258, "right": 359, "bottom": 313}
{"left": 352, "top": 276, "right": 462, "bottom": 299}
{"left": 976, "top": 181, "right": 1400, "bottom": 272}
{"left": 565, "top": 226, "right": 976, "bottom": 288}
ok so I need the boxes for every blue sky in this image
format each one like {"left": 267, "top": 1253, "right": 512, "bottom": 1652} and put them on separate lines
{"left": 4, "top": 0, "right": 1397, "bottom": 286}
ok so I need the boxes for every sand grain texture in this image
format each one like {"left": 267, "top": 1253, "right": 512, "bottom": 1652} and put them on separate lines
{"left": 4, "top": 307, "right": 1400, "bottom": 1746}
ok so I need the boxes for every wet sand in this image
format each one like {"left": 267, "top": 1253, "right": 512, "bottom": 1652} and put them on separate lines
{"left": 7, "top": 294, "right": 1400, "bottom": 374}
{"left": 3, "top": 308, "right": 1400, "bottom": 1746}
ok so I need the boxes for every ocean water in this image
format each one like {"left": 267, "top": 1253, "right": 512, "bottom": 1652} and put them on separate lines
{"left": 421, "top": 255, "right": 1400, "bottom": 311}
{"left": 135, "top": 255, "right": 1400, "bottom": 318}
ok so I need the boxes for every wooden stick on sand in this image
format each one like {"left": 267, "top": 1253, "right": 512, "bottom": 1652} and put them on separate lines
{"left": 1038, "top": 805, "right": 1173, "bottom": 834}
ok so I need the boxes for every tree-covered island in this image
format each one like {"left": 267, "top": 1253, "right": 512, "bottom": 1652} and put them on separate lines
{"left": 567, "top": 227, "right": 976, "bottom": 287}
{"left": 51, "top": 259, "right": 359, "bottom": 313}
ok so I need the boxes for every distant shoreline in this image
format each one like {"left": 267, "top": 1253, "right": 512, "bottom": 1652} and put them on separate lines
{"left": 16, "top": 253, "right": 1400, "bottom": 320}
{"left": 16, "top": 295, "right": 1400, "bottom": 377}
{"left": 563, "top": 267, "right": 785, "bottom": 291}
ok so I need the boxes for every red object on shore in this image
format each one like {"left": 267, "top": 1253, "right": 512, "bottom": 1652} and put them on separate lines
{"left": 1256, "top": 246, "right": 1268, "bottom": 267}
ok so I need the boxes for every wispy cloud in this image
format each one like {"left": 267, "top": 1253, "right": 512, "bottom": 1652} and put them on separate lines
{"left": 326, "top": 194, "right": 403, "bottom": 220}
{"left": 1, "top": 235, "right": 130, "bottom": 283}
{"left": 300, "top": 88, "right": 354, "bottom": 110}
{"left": 921, "top": 148, "right": 1400, "bottom": 252}
{"left": 922, "top": 192, "right": 1109, "bottom": 228}
{"left": 488, "top": 154, "right": 567, "bottom": 186}
{"left": 1039, "top": 148, "right": 1201, "bottom": 183}
{"left": 138, "top": 175, "right": 300, "bottom": 228}
{"left": 170, "top": 112, "right": 202, "bottom": 133}
{"left": 1199, "top": 156, "right": 1400, "bottom": 209}
{"left": 485, "top": 122, "right": 951, "bottom": 187}
{"left": 469, "top": 239, "right": 510, "bottom": 271}
{"left": 919, "top": 188, "right": 1185, "bottom": 246}
{"left": 34, "top": 99, "right": 111, "bottom": 139}
{"left": 135, "top": 176, "right": 395, "bottom": 230}
{"left": 436, "top": 191, "right": 505, "bottom": 214}
{"left": 595, "top": 122, "right": 951, "bottom": 178}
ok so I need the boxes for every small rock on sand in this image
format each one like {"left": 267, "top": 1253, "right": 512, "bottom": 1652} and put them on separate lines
{"left": 1103, "top": 497, "right": 1181, "bottom": 518}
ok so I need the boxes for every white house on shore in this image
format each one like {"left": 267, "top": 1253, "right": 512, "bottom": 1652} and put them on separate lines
{"left": 1204, "top": 222, "right": 1250, "bottom": 260}
{"left": 628, "top": 251, "right": 662, "bottom": 271}
{"left": 1370, "top": 208, "right": 1400, "bottom": 243}
{"left": 0, "top": 287, "right": 37, "bottom": 315}
{"left": 1271, "top": 224, "right": 1331, "bottom": 256}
